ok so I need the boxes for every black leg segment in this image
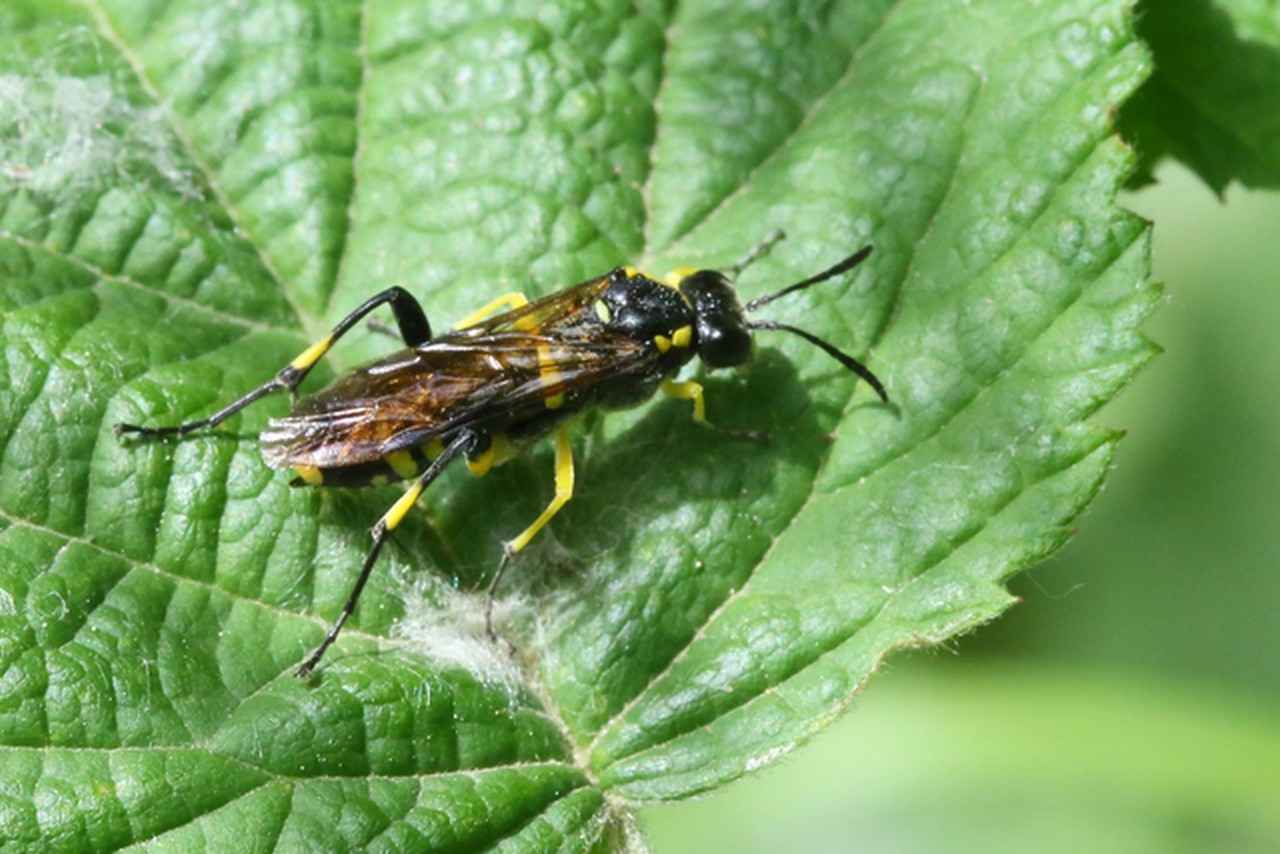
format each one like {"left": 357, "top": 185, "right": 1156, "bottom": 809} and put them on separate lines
{"left": 328, "top": 286, "right": 432, "bottom": 349}
{"left": 115, "top": 287, "right": 434, "bottom": 438}
{"left": 296, "top": 430, "right": 476, "bottom": 678}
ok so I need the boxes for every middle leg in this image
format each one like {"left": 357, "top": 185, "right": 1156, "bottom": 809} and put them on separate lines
{"left": 484, "top": 423, "right": 575, "bottom": 642}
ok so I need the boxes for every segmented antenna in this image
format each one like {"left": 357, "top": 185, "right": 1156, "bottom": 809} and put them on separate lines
{"left": 744, "top": 245, "right": 873, "bottom": 312}
{"left": 745, "top": 245, "right": 887, "bottom": 403}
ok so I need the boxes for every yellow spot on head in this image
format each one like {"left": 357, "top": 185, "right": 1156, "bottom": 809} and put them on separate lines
{"left": 672, "top": 325, "right": 692, "bottom": 348}
{"left": 653, "top": 334, "right": 671, "bottom": 353}
{"left": 384, "top": 450, "right": 419, "bottom": 480}
{"left": 293, "top": 465, "right": 324, "bottom": 486}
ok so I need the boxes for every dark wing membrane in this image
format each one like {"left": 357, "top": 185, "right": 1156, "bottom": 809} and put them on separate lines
{"left": 455, "top": 273, "right": 611, "bottom": 337}
{"left": 260, "top": 323, "right": 650, "bottom": 470}
{"left": 259, "top": 346, "right": 494, "bottom": 469}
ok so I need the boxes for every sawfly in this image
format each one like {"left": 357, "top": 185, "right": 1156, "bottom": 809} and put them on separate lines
{"left": 117, "top": 233, "right": 888, "bottom": 676}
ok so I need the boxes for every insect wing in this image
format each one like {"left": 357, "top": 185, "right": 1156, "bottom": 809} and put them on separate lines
{"left": 377, "top": 331, "right": 653, "bottom": 453}
{"left": 457, "top": 273, "right": 610, "bottom": 337}
{"left": 261, "top": 277, "right": 649, "bottom": 470}
{"left": 259, "top": 346, "right": 498, "bottom": 469}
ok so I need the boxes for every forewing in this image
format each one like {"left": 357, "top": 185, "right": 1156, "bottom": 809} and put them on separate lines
{"left": 457, "top": 273, "right": 610, "bottom": 336}
{"left": 258, "top": 347, "right": 497, "bottom": 469}
{"left": 260, "top": 320, "right": 650, "bottom": 471}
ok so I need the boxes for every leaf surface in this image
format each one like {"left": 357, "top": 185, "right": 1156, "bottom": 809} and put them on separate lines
{"left": 1123, "top": 0, "right": 1280, "bottom": 192}
{"left": 0, "top": 0, "right": 1154, "bottom": 848}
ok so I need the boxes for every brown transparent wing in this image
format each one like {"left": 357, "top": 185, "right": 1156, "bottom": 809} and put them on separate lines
{"left": 259, "top": 326, "right": 649, "bottom": 470}
{"left": 456, "top": 273, "right": 611, "bottom": 336}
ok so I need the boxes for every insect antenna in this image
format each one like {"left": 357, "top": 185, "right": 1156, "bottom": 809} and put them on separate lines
{"left": 744, "top": 245, "right": 888, "bottom": 403}
{"left": 743, "top": 245, "right": 873, "bottom": 312}
{"left": 747, "top": 319, "right": 888, "bottom": 402}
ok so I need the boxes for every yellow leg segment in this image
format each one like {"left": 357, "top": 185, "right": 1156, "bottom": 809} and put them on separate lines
{"left": 507, "top": 424, "right": 574, "bottom": 553}
{"left": 289, "top": 333, "right": 336, "bottom": 371}
{"left": 662, "top": 378, "right": 706, "bottom": 423}
{"left": 382, "top": 478, "right": 428, "bottom": 532}
{"left": 454, "top": 292, "right": 530, "bottom": 328}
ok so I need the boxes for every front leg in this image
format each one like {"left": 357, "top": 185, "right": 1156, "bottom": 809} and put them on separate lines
{"left": 484, "top": 423, "right": 575, "bottom": 644}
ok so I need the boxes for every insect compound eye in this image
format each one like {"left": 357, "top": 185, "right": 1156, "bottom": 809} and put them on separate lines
{"left": 678, "top": 270, "right": 752, "bottom": 368}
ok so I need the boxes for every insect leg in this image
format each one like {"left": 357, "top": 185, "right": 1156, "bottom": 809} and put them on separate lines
{"left": 453, "top": 292, "right": 530, "bottom": 329}
{"left": 662, "top": 377, "right": 768, "bottom": 443}
{"left": 661, "top": 377, "right": 706, "bottom": 423}
{"left": 484, "top": 423, "right": 574, "bottom": 642}
{"left": 296, "top": 430, "right": 475, "bottom": 678}
{"left": 725, "top": 228, "right": 787, "bottom": 278}
{"left": 116, "top": 287, "right": 433, "bottom": 438}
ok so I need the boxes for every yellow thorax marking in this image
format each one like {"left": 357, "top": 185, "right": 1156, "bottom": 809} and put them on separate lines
{"left": 623, "top": 264, "right": 684, "bottom": 292}
{"left": 654, "top": 324, "right": 693, "bottom": 354}
{"left": 665, "top": 267, "right": 698, "bottom": 288}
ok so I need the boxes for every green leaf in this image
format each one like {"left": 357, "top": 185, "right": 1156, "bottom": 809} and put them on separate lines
{"left": 1121, "top": 0, "right": 1280, "bottom": 192}
{"left": 1, "top": 0, "right": 1154, "bottom": 849}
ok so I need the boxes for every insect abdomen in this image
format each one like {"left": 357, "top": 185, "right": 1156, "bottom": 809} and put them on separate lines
{"left": 279, "top": 444, "right": 443, "bottom": 488}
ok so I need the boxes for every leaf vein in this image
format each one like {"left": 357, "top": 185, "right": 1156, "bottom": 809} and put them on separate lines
{"left": 80, "top": 0, "right": 316, "bottom": 337}
{"left": 589, "top": 171, "right": 1142, "bottom": 758}
{"left": 0, "top": 509, "right": 393, "bottom": 652}
{"left": 327, "top": 0, "right": 371, "bottom": 317}
{"left": 596, "top": 434, "right": 1107, "bottom": 768}
{"left": 1, "top": 229, "right": 302, "bottom": 340}
{"left": 659, "top": 5, "right": 897, "bottom": 252}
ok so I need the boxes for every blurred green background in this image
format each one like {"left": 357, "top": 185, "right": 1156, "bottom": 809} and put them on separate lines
{"left": 641, "top": 165, "right": 1280, "bottom": 852}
